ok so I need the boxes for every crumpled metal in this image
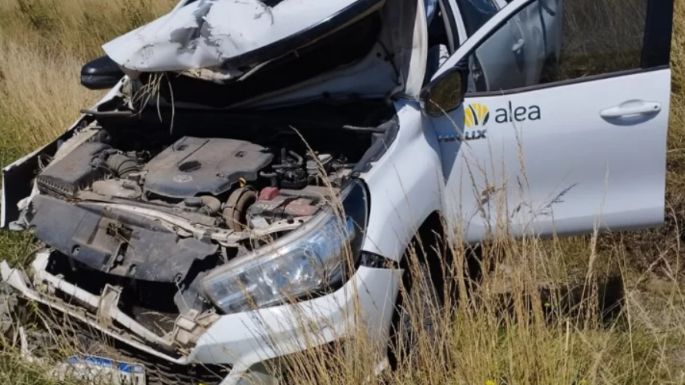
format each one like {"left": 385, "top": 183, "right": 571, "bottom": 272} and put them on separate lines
{"left": 103, "top": 0, "right": 361, "bottom": 74}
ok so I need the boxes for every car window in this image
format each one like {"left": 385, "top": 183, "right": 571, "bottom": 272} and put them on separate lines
{"left": 463, "top": 0, "right": 650, "bottom": 94}
{"left": 456, "top": 0, "right": 499, "bottom": 35}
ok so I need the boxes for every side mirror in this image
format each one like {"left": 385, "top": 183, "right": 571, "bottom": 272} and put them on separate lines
{"left": 81, "top": 56, "right": 124, "bottom": 90}
{"left": 420, "top": 68, "right": 466, "bottom": 117}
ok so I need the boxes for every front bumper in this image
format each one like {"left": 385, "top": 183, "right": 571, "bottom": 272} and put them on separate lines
{"left": 1, "top": 249, "right": 401, "bottom": 385}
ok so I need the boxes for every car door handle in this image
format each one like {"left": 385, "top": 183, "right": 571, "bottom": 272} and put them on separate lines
{"left": 511, "top": 38, "right": 525, "bottom": 52}
{"left": 600, "top": 100, "right": 661, "bottom": 119}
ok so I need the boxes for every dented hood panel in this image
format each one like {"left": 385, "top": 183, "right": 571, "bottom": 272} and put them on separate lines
{"left": 103, "top": 0, "right": 384, "bottom": 73}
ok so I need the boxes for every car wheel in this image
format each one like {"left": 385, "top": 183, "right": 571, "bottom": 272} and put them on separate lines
{"left": 387, "top": 222, "right": 451, "bottom": 370}
{"left": 388, "top": 262, "right": 441, "bottom": 369}
{"left": 387, "top": 221, "right": 484, "bottom": 371}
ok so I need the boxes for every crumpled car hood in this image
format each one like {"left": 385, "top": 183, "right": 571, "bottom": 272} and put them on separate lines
{"left": 103, "top": 0, "right": 383, "bottom": 74}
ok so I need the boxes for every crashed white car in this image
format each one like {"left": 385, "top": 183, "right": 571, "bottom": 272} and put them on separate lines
{"left": 0, "top": 0, "right": 674, "bottom": 383}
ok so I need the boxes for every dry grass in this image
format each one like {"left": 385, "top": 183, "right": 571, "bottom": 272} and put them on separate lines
{"left": 0, "top": 0, "right": 684, "bottom": 384}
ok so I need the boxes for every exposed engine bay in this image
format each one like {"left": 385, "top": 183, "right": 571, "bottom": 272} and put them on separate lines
{"left": 31, "top": 135, "right": 341, "bottom": 309}
{"left": 8, "top": 101, "right": 395, "bottom": 353}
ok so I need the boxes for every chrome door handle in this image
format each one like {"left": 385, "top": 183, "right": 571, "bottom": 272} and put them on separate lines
{"left": 600, "top": 100, "right": 661, "bottom": 119}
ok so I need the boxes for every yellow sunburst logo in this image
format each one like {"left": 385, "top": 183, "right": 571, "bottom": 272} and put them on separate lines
{"left": 464, "top": 103, "right": 490, "bottom": 128}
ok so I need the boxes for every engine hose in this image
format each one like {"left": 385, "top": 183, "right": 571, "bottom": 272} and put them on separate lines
{"left": 106, "top": 153, "right": 140, "bottom": 178}
{"left": 223, "top": 187, "right": 257, "bottom": 231}
{"left": 199, "top": 195, "right": 221, "bottom": 215}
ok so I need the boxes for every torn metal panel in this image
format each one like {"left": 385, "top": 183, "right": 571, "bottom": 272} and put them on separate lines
{"left": 103, "top": 0, "right": 384, "bottom": 73}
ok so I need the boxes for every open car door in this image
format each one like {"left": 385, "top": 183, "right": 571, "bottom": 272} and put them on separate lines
{"left": 428, "top": 0, "right": 673, "bottom": 241}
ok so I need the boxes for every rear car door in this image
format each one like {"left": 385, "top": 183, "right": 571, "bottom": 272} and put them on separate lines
{"left": 427, "top": 0, "right": 673, "bottom": 241}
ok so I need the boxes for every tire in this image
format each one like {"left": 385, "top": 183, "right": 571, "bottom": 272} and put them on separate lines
{"left": 387, "top": 221, "right": 450, "bottom": 370}
{"left": 386, "top": 218, "right": 485, "bottom": 370}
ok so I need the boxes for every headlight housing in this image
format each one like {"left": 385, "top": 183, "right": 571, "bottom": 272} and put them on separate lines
{"left": 201, "top": 179, "right": 369, "bottom": 314}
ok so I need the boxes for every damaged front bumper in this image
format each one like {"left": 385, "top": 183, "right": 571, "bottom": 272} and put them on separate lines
{"left": 1, "top": 249, "right": 400, "bottom": 385}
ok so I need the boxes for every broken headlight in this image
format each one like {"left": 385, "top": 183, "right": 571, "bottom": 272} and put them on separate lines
{"left": 201, "top": 179, "right": 368, "bottom": 314}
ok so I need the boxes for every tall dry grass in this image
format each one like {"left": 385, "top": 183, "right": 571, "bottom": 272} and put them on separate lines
{"left": 0, "top": 0, "right": 683, "bottom": 385}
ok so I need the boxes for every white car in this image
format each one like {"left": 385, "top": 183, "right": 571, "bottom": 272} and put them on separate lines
{"left": 0, "top": 0, "right": 673, "bottom": 384}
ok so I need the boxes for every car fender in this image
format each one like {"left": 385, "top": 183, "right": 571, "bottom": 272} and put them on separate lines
{"left": 359, "top": 99, "right": 444, "bottom": 262}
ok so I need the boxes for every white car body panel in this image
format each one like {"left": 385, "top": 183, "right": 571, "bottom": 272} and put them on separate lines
{"left": 432, "top": 69, "right": 670, "bottom": 241}
{"left": 360, "top": 100, "right": 443, "bottom": 261}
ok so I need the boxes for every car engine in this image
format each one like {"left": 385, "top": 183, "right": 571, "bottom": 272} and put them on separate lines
{"left": 27, "top": 128, "right": 360, "bottom": 317}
